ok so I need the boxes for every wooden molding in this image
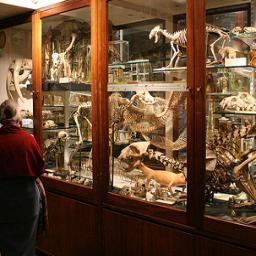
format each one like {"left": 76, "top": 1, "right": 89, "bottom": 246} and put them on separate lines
{"left": 40, "top": 0, "right": 90, "bottom": 18}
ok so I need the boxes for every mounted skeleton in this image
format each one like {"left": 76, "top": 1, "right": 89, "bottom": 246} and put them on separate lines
{"left": 149, "top": 24, "right": 230, "bottom": 67}
{"left": 68, "top": 101, "right": 92, "bottom": 172}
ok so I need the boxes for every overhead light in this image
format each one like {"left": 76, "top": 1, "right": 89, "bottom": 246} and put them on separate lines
{"left": 0, "top": 0, "right": 67, "bottom": 9}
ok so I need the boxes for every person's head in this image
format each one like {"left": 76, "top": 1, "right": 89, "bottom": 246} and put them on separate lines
{"left": 0, "top": 100, "right": 21, "bottom": 126}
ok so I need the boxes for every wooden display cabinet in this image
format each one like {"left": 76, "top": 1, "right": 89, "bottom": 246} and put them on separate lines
{"left": 0, "top": 0, "right": 255, "bottom": 255}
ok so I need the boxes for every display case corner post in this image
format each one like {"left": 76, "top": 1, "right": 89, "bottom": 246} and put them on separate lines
{"left": 91, "top": 0, "right": 109, "bottom": 198}
{"left": 186, "top": 0, "right": 206, "bottom": 228}
{"left": 32, "top": 12, "right": 43, "bottom": 147}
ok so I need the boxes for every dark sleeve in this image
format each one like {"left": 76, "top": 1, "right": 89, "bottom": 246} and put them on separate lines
{"left": 27, "top": 135, "right": 45, "bottom": 177}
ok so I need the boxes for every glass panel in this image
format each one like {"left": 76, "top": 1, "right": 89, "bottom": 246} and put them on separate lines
{"left": 42, "top": 7, "right": 93, "bottom": 187}
{"left": 205, "top": 1, "right": 256, "bottom": 226}
{"left": 108, "top": 0, "right": 188, "bottom": 209}
{"left": 0, "top": 23, "right": 33, "bottom": 132}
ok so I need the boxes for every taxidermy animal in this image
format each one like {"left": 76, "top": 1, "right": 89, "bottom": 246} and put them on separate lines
{"left": 149, "top": 24, "right": 229, "bottom": 67}
{"left": 6, "top": 58, "right": 32, "bottom": 102}
{"left": 132, "top": 160, "right": 186, "bottom": 193}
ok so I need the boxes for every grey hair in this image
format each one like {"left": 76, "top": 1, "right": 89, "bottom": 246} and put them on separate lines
{"left": 0, "top": 100, "right": 21, "bottom": 124}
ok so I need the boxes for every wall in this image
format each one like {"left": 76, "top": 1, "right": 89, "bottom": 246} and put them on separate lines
{"left": 0, "top": 24, "right": 32, "bottom": 112}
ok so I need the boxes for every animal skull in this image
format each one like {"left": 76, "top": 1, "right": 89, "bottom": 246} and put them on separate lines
{"left": 118, "top": 141, "right": 150, "bottom": 161}
{"left": 43, "top": 120, "right": 57, "bottom": 129}
{"left": 57, "top": 131, "right": 70, "bottom": 142}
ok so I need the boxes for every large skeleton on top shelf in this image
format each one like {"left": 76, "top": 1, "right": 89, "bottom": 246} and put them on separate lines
{"left": 50, "top": 33, "right": 77, "bottom": 81}
{"left": 149, "top": 24, "right": 229, "bottom": 67}
{"left": 43, "top": 20, "right": 91, "bottom": 82}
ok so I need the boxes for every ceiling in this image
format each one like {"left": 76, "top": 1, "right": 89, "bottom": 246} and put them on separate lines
{"left": 0, "top": 0, "right": 68, "bottom": 9}
{"left": 0, "top": 3, "right": 31, "bottom": 20}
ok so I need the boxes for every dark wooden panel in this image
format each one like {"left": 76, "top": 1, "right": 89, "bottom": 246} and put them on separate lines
{"left": 103, "top": 209, "right": 143, "bottom": 256}
{"left": 204, "top": 217, "right": 256, "bottom": 249}
{"left": 142, "top": 221, "right": 195, "bottom": 256}
{"left": 103, "top": 209, "right": 195, "bottom": 256}
{"left": 196, "top": 236, "right": 256, "bottom": 256}
{"left": 41, "top": 176, "right": 95, "bottom": 204}
{"left": 37, "top": 192, "right": 99, "bottom": 256}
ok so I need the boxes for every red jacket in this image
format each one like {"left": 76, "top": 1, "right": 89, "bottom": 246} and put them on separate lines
{"left": 0, "top": 125, "right": 44, "bottom": 177}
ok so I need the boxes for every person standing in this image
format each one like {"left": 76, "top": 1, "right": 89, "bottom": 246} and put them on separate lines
{"left": 0, "top": 100, "right": 45, "bottom": 256}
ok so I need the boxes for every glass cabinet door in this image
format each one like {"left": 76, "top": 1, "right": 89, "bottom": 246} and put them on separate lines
{"left": 0, "top": 23, "right": 33, "bottom": 132}
{"left": 108, "top": 0, "right": 189, "bottom": 209}
{"left": 205, "top": 0, "right": 256, "bottom": 226}
{"left": 41, "top": 7, "right": 93, "bottom": 187}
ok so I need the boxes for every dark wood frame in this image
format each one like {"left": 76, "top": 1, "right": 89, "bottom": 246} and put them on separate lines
{"left": 0, "top": 0, "right": 255, "bottom": 252}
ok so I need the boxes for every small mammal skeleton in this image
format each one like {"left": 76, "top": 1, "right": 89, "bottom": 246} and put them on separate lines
{"left": 149, "top": 24, "right": 229, "bottom": 67}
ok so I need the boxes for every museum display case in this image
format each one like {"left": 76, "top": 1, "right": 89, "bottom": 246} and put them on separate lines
{"left": 1, "top": 0, "right": 255, "bottom": 254}
{"left": 107, "top": 0, "right": 189, "bottom": 210}
{"left": 205, "top": 66, "right": 256, "bottom": 224}
{"left": 40, "top": 7, "right": 93, "bottom": 187}
{"left": 203, "top": 0, "right": 256, "bottom": 230}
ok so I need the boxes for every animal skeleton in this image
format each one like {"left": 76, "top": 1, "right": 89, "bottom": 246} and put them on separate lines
{"left": 149, "top": 24, "right": 229, "bottom": 67}
{"left": 43, "top": 131, "right": 69, "bottom": 165}
{"left": 206, "top": 125, "right": 256, "bottom": 207}
{"left": 118, "top": 141, "right": 186, "bottom": 174}
{"left": 68, "top": 101, "right": 92, "bottom": 173}
{"left": 72, "top": 102, "right": 92, "bottom": 145}
{"left": 50, "top": 33, "right": 77, "bottom": 81}
{"left": 6, "top": 59, "right": 32, "bottom": 102}
{"left": 118, "top": 141, "right": 186, "bottom": 192}
{"left": 142, "top": 128, "right": 187, "bottom": 151}
{"left": 109, "top": 91, "right": 185, "bottom": 137}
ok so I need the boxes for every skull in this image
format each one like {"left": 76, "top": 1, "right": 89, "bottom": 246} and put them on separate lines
{"left": 43, "top": 120, "right": 57, "bottom": 129}
{"left": 52, "top": 52, "right": 60, "bottom": 68}
{"left": 57, "top": 131, "right": 70, "bottom": 142}
{"left": 118, "top": 141, "right": 150, "bottom": 161}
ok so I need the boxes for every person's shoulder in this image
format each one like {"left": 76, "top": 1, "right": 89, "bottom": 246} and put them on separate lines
{"left": 20, "top": 130, "right": 36, "bottom": 142}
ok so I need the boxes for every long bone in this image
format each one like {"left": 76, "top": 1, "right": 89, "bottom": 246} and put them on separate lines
{"left": 72, "top": 102, "right": 92, "bottom": 145}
